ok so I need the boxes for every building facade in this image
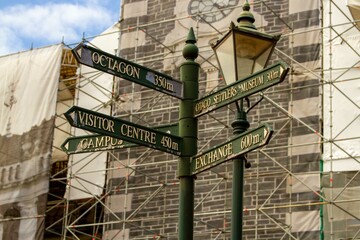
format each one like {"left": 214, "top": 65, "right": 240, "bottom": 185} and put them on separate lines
{"left": 23, "top": 0, "right": 359, "bottom": 239}
{"left": 103, "top": 0, "right": 323, "bottom": 239}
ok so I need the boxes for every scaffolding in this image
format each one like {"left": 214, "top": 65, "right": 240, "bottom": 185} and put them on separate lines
{"left": 46, "top": 0, "right": 360, "bottom": 239}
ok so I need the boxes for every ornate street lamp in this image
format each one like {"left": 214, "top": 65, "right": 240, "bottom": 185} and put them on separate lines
{"left": 212, "top": 1, "right": 280, "bottom": 84}
{"left": 210, "top": 1, "right": 281, "bottom": 240}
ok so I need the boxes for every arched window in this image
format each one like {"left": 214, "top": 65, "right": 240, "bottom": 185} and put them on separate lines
{"left": 15, "top": 165, "right": 20, "bottom": 180}
{"left": 0, "top": 168, "right": 6, "bottom": 183}
{"left": 8, "top": 167, "right": 13, "bottom": 181}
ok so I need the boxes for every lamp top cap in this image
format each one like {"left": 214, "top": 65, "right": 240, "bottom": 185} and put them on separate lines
{"left": 237, "top": 0, "right": 256, "bottom": 30}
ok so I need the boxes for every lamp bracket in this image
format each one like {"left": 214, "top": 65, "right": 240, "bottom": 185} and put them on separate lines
{"left": 246, "top": 95, "right": 264, "bottom": 113}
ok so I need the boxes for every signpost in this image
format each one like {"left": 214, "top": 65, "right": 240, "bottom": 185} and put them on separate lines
{"left": 194, "top": 62, "right": 289, "bottom": 117}
{"left": 64, "top": 106, "right": 183, "bottom": 156}
{"left": 72, "top": 43, "right": 183, "bottom": 99}
{"left": 65, "top": 28, "right": 289, "bottom": 240}
{"left": 61, "top": 124, "right": 179, "bottom": 154}
{"left": 190, "top": 123, "right": 273, "bottom": 175}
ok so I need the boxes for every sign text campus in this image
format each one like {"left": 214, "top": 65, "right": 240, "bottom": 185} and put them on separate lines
{"left": 61, "top": 124, "right": 178, "bottom": 154}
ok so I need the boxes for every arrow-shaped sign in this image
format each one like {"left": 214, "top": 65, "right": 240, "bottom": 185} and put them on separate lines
{"left": 64, "top": 106, "right": 183, "bottom": 156}
{"left": 61, "top": 124, "right": 179, "bottom": 154}
{"left": 194, "top": 62, "right": 289, "bottom": 117}
{"left": 72, "top": 43, "right": 183, "bottom": 99}
{"left": 191, "top": 123, "right": 273, "bottom": 175}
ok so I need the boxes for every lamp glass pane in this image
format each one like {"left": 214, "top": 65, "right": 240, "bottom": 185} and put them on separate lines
{"left": 253, "top": 47, "right": 272, "bottom": 73}
{"left": 236, "top": 57, "right": 254, "bottom": 80}
{"left": 214, "top": 32, "right": 236, "bottom": 85}
{"left": 234, "top": 32, "right": 275, "bottom": 79}
{"left": 234, "top": 33, "right": 274, "bottom": 59}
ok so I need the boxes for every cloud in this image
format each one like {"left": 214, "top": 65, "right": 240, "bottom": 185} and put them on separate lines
{"left": 0, "top": 1, "right": 117, "bottom": 55}
{"left": 0, "top": 27, "right": 24, "bottom": 55}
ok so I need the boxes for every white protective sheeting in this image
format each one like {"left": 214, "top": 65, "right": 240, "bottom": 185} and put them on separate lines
{"left": 286, "top": 211, "right": 320, "bottom": 232}
{"left": 322, "top": 172, "right": 360, "bottom": 239}
{"left": 65, "top": 24, "right": 118, "bottom": 200}
{"left": 0, "top": 45, "right": 62, "bottom": 135}
{"left": 52, "top": 99, "right": 73, "bottom": 161}
{"left": 0, "top": 45, "right": 62, "bottom": 240}
{"left": 323, "top": 0, "right": 360, "bottom": 172}
{"left": 324, "top": 186, "right": 360, "bottom": 221}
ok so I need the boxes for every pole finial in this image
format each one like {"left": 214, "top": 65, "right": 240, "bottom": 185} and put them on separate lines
{"left": 243, "top": 0, "right": 250, "bottom": 11}
{"left": 182, "top": 27, "right": 199, "bottom": 61}
{"left": 237, "top": 0, "right": 256, "bottom": 30}
{"left": 186, "top": 27, "right": 197, "bottom": 44}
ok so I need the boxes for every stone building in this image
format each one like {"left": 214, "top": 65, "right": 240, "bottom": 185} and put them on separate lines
{"left": 1, "top": 0, "right": 357, "bottom": 240}
{"left": 100, "top": 0, "right": 323, "bottom": 239}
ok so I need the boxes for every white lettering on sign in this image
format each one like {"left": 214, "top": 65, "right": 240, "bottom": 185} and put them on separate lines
{"left": 146, "top": 71, "right": 175, "bottom": 92}
{"left": 238, "top": 75, "right": 264, "bottom": 93}
{"left": 194, "top": 143, "right": 233, "bottom": 171}
{"left": 79, "top": 136, "right": 123, "bottom": 150}
{"left": 212, "top": 86, "right": 238, "bottom": 104}
{"left": 195, "top": 86, "right": 237, "bottom": 114}
{"left": 120, "top": 124, "right": 180, "bottom": 151}
{"left": 120, "top": 124, "right": 156, "bottom": 145}
{"left": 240, "top": 133, "right": 260, "bottom": 149}
{"left": 92, "top": 52, "right": 140, "bottom": 79}
{"left": 267, "top": 70, "right": 280, "bottom": 81}
{"left": 77, "top": 111, "right": 115, "bottom": 133}
{"left": 155, "top": 74, "right": 174, "bottom": 92}
{"left": 161, "top": 136, "right": 179, "bottom": 151}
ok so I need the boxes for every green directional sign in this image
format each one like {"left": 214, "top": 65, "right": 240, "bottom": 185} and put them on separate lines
{"left": 194, "top": 62, "right": 289, "bottom": 117}
{"left": 64, "top": 106, "right": 183, "bottom": 156}
{"left": 191, "top": 123, "right": 273, "bottom": 175}
{"left": 72, "top": 43, "right": 183, "bottom": 99}
{"left": 61, "top": 124, "right": 179, "bottom": 154}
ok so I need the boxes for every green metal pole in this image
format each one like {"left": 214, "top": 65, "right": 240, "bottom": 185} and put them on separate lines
{"left": 178, "top": 27, "right": 199, "bottom": 240}
{"left": 231, "top": 109, "right": 249, "bottom": 240}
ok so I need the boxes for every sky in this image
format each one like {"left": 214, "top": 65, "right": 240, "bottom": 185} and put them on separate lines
{"left": 0, "top": 0, "right": 119, "bottom": 56}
